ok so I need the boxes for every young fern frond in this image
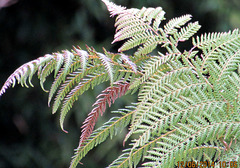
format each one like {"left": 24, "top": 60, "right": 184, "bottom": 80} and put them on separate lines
{"left": 79, "top": 81, "right": 130, "bottom": 148}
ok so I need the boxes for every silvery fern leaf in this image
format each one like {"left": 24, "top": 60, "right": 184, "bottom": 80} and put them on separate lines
{"left": 0, "top": 54, "right": 54, "bottom": 95}
{"left": 103, "top": 0, "right": 165, "bottom": 55}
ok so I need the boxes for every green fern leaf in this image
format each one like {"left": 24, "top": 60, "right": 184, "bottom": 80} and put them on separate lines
{"left": 192, "top": 30, "right": 239, "bottom": 49}
{"left": 70, "top": 108, "right": 134, "bottom": 168}
{"left": 196, "top": 29, "right": 240, "bottom": 72}
{"left": 47, "top": 50, "right": 82, "bottom": 105}
{"left": 164, "top": 14, "right": 192, "bottom": 35}
{"left": 103, "top": 0, "right": 165, "bottom": 55}
{"left": 174, "top": 21, "right": 201, "bottom": 42}
{"left": 59, "top": 72, "right": 109, "bottom": 132}
{"left": 51, "top": 64, "right": 101, "bottom": 114}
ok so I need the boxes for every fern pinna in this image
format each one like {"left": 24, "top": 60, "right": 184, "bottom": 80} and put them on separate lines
{"left": 1, "top": 0, "right": 240, "bottom": 167}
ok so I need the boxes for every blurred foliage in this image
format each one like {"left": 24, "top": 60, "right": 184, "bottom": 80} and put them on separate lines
{"left": 0, "top": 0, "right": 239, "bottom": 168}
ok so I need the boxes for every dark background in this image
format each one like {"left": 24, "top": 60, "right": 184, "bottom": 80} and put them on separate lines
{"left": 0, "top": 0, "right": 239, "bottom": 167}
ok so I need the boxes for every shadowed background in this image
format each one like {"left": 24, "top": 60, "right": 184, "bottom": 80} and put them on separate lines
{"left": 0, "top": 0, "right": 239, "bottom": 167}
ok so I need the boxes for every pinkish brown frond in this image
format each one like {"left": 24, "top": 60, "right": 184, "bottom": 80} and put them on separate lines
{"left": 78, "top": 81, "right": 130, "bottom": 147}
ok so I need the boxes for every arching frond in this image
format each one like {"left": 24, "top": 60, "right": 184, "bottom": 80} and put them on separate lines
{"left": 0, "top": 54, "right": 54, "bottom": 96}
{"left": 70, "top": 107, "right": 134, "bottom": 168}
{"left": 0, "top": 46, "right": 137, "bottom": 133}
{"left": 59, "top": 72, "right": 109, "bottom": 132}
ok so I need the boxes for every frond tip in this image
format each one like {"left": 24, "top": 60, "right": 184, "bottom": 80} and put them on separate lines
{"left": 102, "top": 0, "right": 126, "bottom": 17}
{"left": 0, "top": 54, "right": 54, "bottom": 96}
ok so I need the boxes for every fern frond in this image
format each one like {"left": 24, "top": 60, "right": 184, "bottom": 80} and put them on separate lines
{"left": 49, "top": 51, "right": 137, "bottom": 132}
{"left": 50, "top": 50, "right": 138, "bottom": 115}
{"left": 102, "top": 0, "right": 126, "bottom": 17}
{"left": 140, "top": 120, "right": 239, "bottom": 167}
{"left": 48, "top": 67, "right": 72, "bottom": 107}
{"left": 130, "top": 66, "right": 204, "bottom": 134}
{"left": 192, "top": 30, "right": 239, "bottom": 49}
{"left": 38, "top": 56, "right": 58, "bottom": 91}
{"left": 196, "top": 29, "right": 240, "bottom": 71}
{"left": 131, "top": 96, "right": 225, "bottom": 150}
{"left": 73, "top": 46, "right": 89, "bottom": 73}
{"left": 164, "top": 14, "right": 192, "bottom": 35}
{"left": 59, "top": 71, "right": 109, "bottom": 132}
{"left": 109, "top": 128, "right": 179, "bottom": 168}
{"left": 47, "top": 51, "right": 83, "bottom": 106}
{"left": 51, "top": 64, "right": 101, "bottom": 113}
{"left": 120, "top": 54, "right": 137, "bottom": 73}
{"left": 113, "top": 6, "right": 165, "bottom": 39}
{"left": 0, "top": 43, "right": 138, "bottom": 133}
{"left": 117, "top": 33, "right": 160, "bottom": 54}
{"left": 103, "top": 0, "right": 165, "bottom": 55}
{"left": 98, "top": 52, "right": 114, "bottom": 85}
{"left": 133, "top": 35, "right": 160, "bottom": 56}
{"left": 211, "top": 41, "right": 240, "bottom": 82}
{"left": 129, "top": 53, "right": 177, "bottom": 90}
{"left": 0, "top": 54, "right": 54, "bottom": 96}
{"left": 79, "top": 81, "right": 130, "bottom": 147}
{"left": 218, "top": 73, "right": 240, "bottom": 108}
{"left": 174, "top": 21, "right": 201, "bottom": 43}
{"left": 70, "top": 108, "right": 134, "bottom": 168}
{"left": 2, "top": 1, "right": 240, "bottom": 168}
